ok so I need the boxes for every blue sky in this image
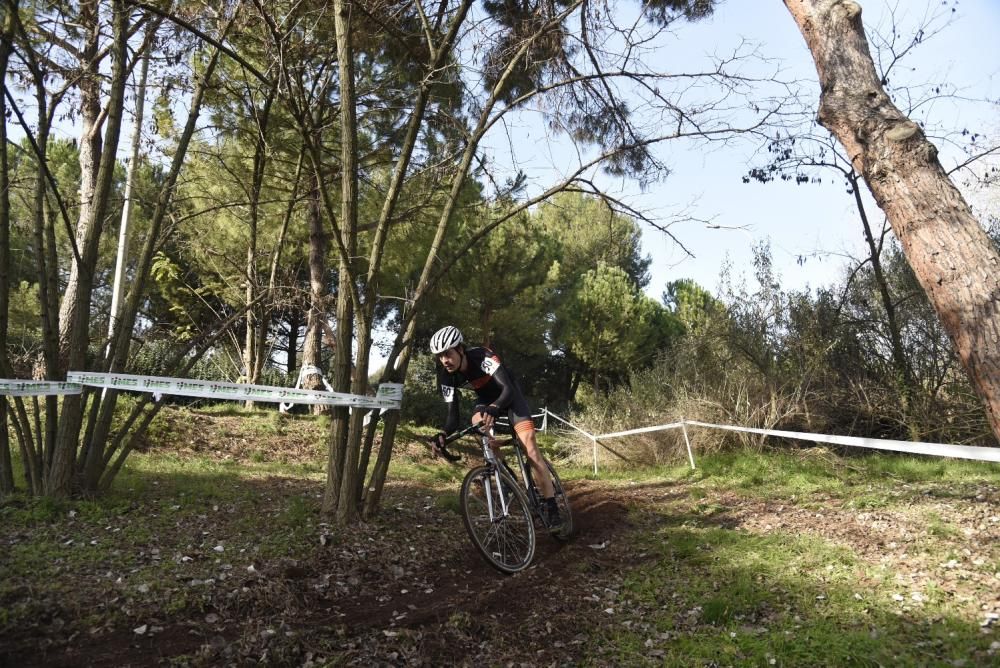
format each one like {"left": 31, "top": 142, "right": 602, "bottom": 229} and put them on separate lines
{"left": 645, "top": 0, "right": 1000, "bottom": 297}
{"left": 10, "top": 1, "right": 996, "bottom": 369}
{"left": 485, "top": 0, "right": 1000, "bottom": 299}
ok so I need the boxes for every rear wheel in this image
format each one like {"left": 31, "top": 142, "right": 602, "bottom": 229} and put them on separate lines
{"left": 460, "top": 466, "right": 536, "bottom": 573}
{"left": 540, "top": 459, "right": 574, "bottom": 540}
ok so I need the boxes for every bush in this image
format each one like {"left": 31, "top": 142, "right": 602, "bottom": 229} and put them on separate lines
{"left": 402, "top": 353, "right": 445, "bottom": 427}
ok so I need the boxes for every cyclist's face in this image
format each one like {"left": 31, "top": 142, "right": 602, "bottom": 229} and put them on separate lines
{"left": 438, "top": 347, "right": 462, "bottom": 372}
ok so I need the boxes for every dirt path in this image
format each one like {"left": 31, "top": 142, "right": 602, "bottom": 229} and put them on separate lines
{"left": 4, "top": 480, "right": 645, "bottom": 667}
{"left": 4, "top": 474, "right": 998, "bottom": 667}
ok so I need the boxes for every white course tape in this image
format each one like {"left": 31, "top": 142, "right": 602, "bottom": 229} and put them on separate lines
{"left": 543, "top": 409, "right": 596, "bottom": 440}
{"left": 595, "top": 422, "right": 686, "bottom": 440}
{"left": 298, "top": 364, "right": 334, "bottom": 392}
{"left": 375, "top": 383, "right": 404, "bottom": 404}
{"left": 0, "top": 379, "right": 82, "bottom": 397}
{"left": 684, "top": 420, "right": 1000, "bottom": 463}
{"left": 280, "top": 364, "right": 336, "bottom": 412}
{"left": 66, "top": 372, "right": 401, "bottom": 410}
{"left": 544, "top": 410, "right": 1000, "bottom": 470}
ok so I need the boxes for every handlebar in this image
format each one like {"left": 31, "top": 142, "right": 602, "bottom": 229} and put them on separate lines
{"left": 443, "top": 421, "right": 487, "bottom": 444}
{"left": 429, "top": 422, "right": 487, "bottom": 462}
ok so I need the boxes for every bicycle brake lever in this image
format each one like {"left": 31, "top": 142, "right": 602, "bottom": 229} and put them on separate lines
{"left": 430, "top": 437, "right": 462, "bottom": 462}
{"left": 438, "top": 446, "right": 461, "bottom": 463}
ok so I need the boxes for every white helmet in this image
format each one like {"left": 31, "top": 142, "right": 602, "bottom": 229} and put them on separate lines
{"left": 430, "top": 326, "right": 463, "bottom": 354}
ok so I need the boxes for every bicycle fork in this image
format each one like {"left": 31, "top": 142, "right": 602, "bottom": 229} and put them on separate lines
{"left": 481, "top": 471, "right": 511, "bottom": 521}
{"left": 481, "top": 441, "right": 512, "bottom": 521}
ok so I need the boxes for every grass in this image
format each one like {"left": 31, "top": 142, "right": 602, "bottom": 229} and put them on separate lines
{"left": 585, "top": 512, "right": 992, "bottom": 666}
{"left": 3, "top": 409, "right": 999, "bottom": 666}
{"left": 564, "top": 447, "right": 999, "bottom": 667}
{"left": 588, "top": 446, "right": 1000, "bottom": 503}
{"left": 0, "top": 426, "right": 331, "bottom": 617}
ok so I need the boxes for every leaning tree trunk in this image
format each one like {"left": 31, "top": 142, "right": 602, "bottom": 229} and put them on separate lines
{"left": 784, "top": 0, "right": 1000, "bottom": 442}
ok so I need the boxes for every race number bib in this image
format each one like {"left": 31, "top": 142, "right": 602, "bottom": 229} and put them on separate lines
{"left": 481, "top": 355, "right": 500, "bottom": 376}
{"left": 441, "top": 385, "right": 455, "bottom": 403}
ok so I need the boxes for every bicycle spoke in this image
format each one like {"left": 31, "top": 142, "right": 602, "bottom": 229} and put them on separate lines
{"left": 485, "top": 514, "right": 531, "bottom": 561}
{"left": 460, "top": 467, "right": 535, "bottom": 573}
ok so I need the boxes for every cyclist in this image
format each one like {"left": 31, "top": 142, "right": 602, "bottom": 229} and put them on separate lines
{"left": 429, "top": 325, "right": 561, "bottom": 528}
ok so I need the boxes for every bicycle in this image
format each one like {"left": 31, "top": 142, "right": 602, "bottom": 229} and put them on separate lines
{"left": 433, "top": 421, "right": 574, "bottom": 574}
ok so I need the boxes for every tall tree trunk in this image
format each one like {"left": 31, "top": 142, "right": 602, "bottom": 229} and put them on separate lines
{"left": 259, "top": 149, "right": 304, "bottom": 383}
{"left": 286, "top": 307, "right": 300, "bottom": 376}
{"left": 331, "top": 0, "right": 476, "bottom": 521}
{"left": 56, "top": 0, "right": 103, "bottom": 368}
{"left": 364, "top": 0, "right": 538, "bottom": 517}
{"left": 361, "top": 408, "right": 399, "bottom": 518}
{"left": 362, "top": 333, "right": 415, "bottom": 518}
{"left": 0, "top": 1, "right": 15, "bottom": 494}
{"left": 784, "top": 0, "right": 1000, "bottom": 442}
{"left": 0, "top": 402, "right": 11, "bottom": 494}
{"left": 49, "top": 0, "right": 129, "bottom": 497}
{"left": 243, "top": 243, "right": 258, "bottom": 393}
{"left": 302, "top": 166, "right": 330, "bottom": 412}
{"left": 32, "top": 63, "right": 60, "bottom": 489}
{"left": 91, "top": 32, "right": 230, "bottom": 494}
{"left": 350, "top": 1, "right": 478, "bottom": 520}
{"left": 108, "top": 34, "right": 151, "bottom": 359}
{"left": 243, "top": 92, "right": 275, "bottom": 409}
{"left": 325, "top": 0, "right": 360, "bottom": 521}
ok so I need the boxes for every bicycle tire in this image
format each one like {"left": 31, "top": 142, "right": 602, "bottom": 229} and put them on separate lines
{"left": 541, "top": 459, "right": 574, "bottom": 541}
{"left": 460, "top": 466, "right": 536, "bottom": 574}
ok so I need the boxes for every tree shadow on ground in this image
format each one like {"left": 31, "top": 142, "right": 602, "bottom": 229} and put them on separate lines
{"left": 2, "top": 472, "right": 995, "bottom": 666}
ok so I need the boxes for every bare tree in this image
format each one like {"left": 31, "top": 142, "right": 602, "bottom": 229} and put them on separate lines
{"left": 243, "top": 0, "right": 793, "bottom": 522}
{"left": 783, "top": 0, "right": 1000, "bottom": 442}
{"left": 1, "top": 0, "right": 251, "bottom": 496}
{"left": 747, "top": 4, "right": 971, "bottom": 437}
{"left": 347, "top": 0, "right": 793, "bottom": 521}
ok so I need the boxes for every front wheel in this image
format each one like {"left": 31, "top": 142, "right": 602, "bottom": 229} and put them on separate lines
{"left": 460, "top": 466, "right": 536, "bottom": 573}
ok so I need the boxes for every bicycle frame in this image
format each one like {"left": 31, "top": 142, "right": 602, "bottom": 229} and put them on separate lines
{"left": 477, "top": 430, "right": 541, "bottom": 519}
{"left": 478, "top": 433, "right": 517, "bottom": 521}
{"left": 438, "top": 420, "right": 557, "bottom": 525}
{"left": 442, "top": 420, "right": 572, "bottom": 573}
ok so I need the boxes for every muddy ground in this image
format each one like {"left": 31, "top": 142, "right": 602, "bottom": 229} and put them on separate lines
{"left": 2, "top": 424, "right": 998, "bottom": 667}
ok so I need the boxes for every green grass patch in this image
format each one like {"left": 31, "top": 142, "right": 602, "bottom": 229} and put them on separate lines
{"left": 591, "top": 519, "right": 991, "bottom": 666}
{"left": 671, "top": 448, "right": 1000, "bottom": 506}
{"left": 565, "top": 448, "right": 1000, "bottom": 666}
{"left": 434, "top": 492, "right": 462, "bottom": 515}
{"left": 4, "top": 420, "right": 999, "bottom": 666}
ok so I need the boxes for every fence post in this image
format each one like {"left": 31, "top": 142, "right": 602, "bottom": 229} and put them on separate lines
{"left": 592, "top": 436, "right": 598, "bottom": 476}
{"left": 681, "top": 419, "right": 696, "bottom": 469}
{"left": 541, "top": 408, "right": 548, "bottom": 432}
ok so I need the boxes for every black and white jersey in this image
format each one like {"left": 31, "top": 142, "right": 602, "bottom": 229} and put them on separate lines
{"left": 437, "top": 347, "right": 530, "bottom": 433}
